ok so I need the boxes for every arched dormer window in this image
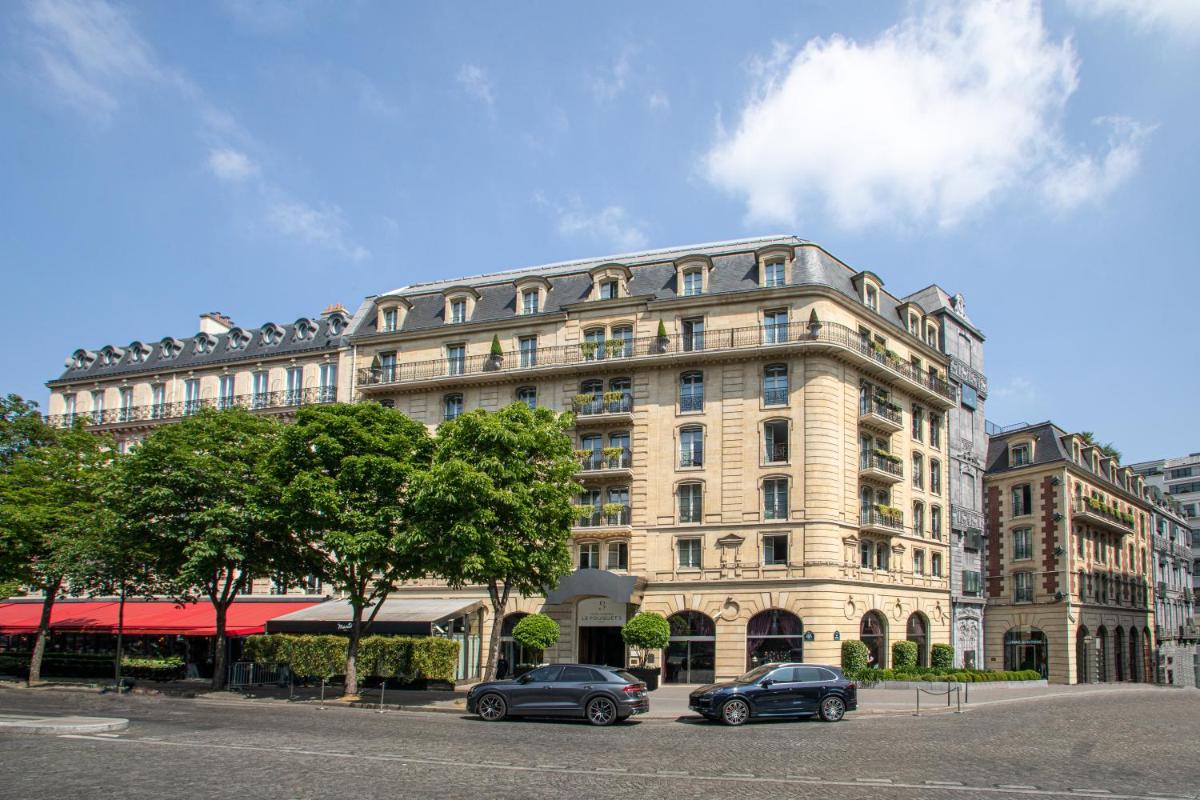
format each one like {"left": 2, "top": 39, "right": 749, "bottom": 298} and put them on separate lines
{"left": 193, "top": 333, "right": 217, "bottom": 355}
{"left": 442, "top": 286, "right": 480, "bottom": 324}
{"left": 325, "top": 311, "right": 348, "bottom": 336}
{"left": 674, "top": 255, "right": 712, "bottom": 297}
{"left": 755, "top": 245, "right": 792, "bottom": 289}
{"left": 128, "top": 341, "right": 149, "bottom": 363}
{"left": 375, "top": 297, "right": 410, "bottom": 333}
{"left": 514, "top": 276, "right": 550, "bottom": 316}
{"left": 69, "top": 349, "right": 96, "bottom": 370}
{"left": 293, "top": 318, "right": 318, "bottom": 341}
{"left": 100, "top": 345, "right": 125, "bottom": 366}
{"left": 159, "top": 338, "right": 183, "bottom": 359}
{"left": 226, "top": 328, "right": 250, "bottom": 351}
{"left": 259, "top": 323, "right": 284, "bottom": 346}
{"left": 852, "top": 271, "right": 884, "bottom": 312}
{"left": 589, "top": 263, "right": 632, "bottom": 301}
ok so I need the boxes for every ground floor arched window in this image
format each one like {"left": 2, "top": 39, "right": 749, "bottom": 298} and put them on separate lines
{"left": 1075, "top": 626, "right": 1090, "bottom": 684}
{"left": 499, "top": 613, "right": 537, "bottom": 677}
{"left": 665, "top": 611, "right": 715, "bottom": 684}
{"left": 906, "top": 612, "right": 929, "bottom": 667}
{"left": 746, "top": 609, "right": 804, "bottom": 670}
{"left": 1114, "top": 628, "right": 1125, "bottom": 682}
{"left": 1127, "top": 627, "right": 1140, "bottom": 683}
{"left": 1096, "top": 627, "right": 1109, "bottom": 682}
{"left": 1142, "top": 627, "right": 1152, "bottom": 684}
{"left": 860, "top": 611, "right": 888, "bottom": 669}
{"left": 1003, "top": 626, "right": 1047, "bottom": 677}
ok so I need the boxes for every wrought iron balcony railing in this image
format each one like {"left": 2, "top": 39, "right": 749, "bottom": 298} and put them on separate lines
{"left": 763, "top": 387, "right": 788, "bottom": 406}
{"left": 764, "top": 443, "right": 789, "bottom": 464}
{"left": 574, "top": 507, "right": 631, "bottom": 527}
{"left": 860, "top": 452, "right": 904, "bottom": 477}
{"left": 860, "top": 507, "right": 906, "bottom": 532}
{"left": 679, "top": 394, "right": 704, "bottom": 412}
{"left": 356, "top": 320, "right": 955, "bottom": 400}
{"left": 571, "top": 393, "right": 633, "bottom": 416}
{"left": 46, "top": 387, "right": 339, "bottom": 428}
{"left": 859, "top": 398, "right": 903, "bottom": 425}
{"left": 679, "top": 448, "right": 704, "bottom": 468}
{"left": 578, "top": 450, "right": 632, "bottom": 471}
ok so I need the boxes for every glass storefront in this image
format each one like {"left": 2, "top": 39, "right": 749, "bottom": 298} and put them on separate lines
{"left": 1003, "top": 626, "right": 1047, "bottom": 677}
{"left": 906, "top": 613, "right": 929, "bottom": 667}
{"left": 860, "top": 611, "right": 887, "bottom": 668}
{"left": 434, "top": 609, "right": 483, "bottom": 682}
{"left": 664, "top": 611, "right": 715, "bottom": 684}
{"left": 499, "top": 613, "right": 539, "bottom": 677}
{"left": 746, "top": 609, "right": 804, "bottom": 669}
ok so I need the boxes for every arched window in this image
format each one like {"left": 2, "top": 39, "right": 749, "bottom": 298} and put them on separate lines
{"left": 576, "top": 379, "right": 603, "bottom": 415}
{"left": 500, "top": 613, "right": 537, "bottom": 674}
{"left": 665, "top": 611, "right": 715, "bottom": 684}
{"left": 747, "top": 609, "right": 804, "bottom": 669}
{"left": 1127, "top": 627, "right": 1140, "bottom": 682}
{"left": 516, "top": 386, "right": 537, "bottom": 409}
{"left": 1076, "top": 626, "right": 1090, "bottom": 684}
{"left": 906, "top": 612, "right": 929, "bottom": 667}
{"left": 1003, "top": 627, "right": 1047, "bottom": 677}
{"left": 860, "top": 611, "right": 888, "bottom": 668}
{"left": 763, "top": 364, "right": 788, "bottom": 406}
{"left": 582, "top": 328, "right": 606, "bottom": 361}
{"left": 679, "top": 371, "right": 704, "bottom": 412}
{"left": 608, "top": 377, "right": 631, "bottom": 413}
{"left": 443, "top": 393, "right": 463, "bottom": 421}
{"left": 1096, "top": 626, "right": 1109, "bottom": 681}
{"left": 913, "top": 501, "right": 925, "bottom": 537}
{"left": 678, "top": 482, "right": 703, "bottom": 523}
{"left": 610, "top": 325, "right": 633, "bottom": 358}
{"left": 679, "top": 425, "right": 704, "bottom": 468}
{"left": 1113, "top": 628, "right": 1126, "bottom": 682}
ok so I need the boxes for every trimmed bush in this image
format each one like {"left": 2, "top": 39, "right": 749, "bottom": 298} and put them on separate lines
{"left": 621, "top": 612, "right": 670, "bottom": 666}
{"left": 512, "top": 613, "right": 560, "bottom": 652}
{"left": 891, "top": 640, "right": 918, "bottom": 671}
{"left": 930, "top": 643, "right": 954, "bottom": 671}
{"left": 841, "top": 640, "right": 869, "bottom": 673}
{"left": 410, "top": 638, "right": 460, "bottom": 683}
{"left": 242, "top": 634, "right": 460, "bottom": 684}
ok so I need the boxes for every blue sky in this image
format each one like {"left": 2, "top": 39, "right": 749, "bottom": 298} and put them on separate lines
{"left": 1, "top": 0, "right": 1197, "bottom": 462}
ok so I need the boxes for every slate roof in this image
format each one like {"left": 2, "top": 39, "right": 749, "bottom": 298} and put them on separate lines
{"left": 350, "top": 235, "right": 931, "bottom": 341}
{"left": 985, "top": 421, "right": 1072, "bottom": 475}
{"left": 49, "top": 312, "right": 350, "bottom": 387}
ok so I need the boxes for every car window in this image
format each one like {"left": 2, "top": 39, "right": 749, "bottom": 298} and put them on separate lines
{"left": 816, "top": 668, "right": 839, "bottom": 681}
{"left": 560, "top": 666, "right": 599, "bottom": 682}
{"left": 767, "top": 667, "right": 797, "bottom": 683}
{"left": 737, "top": 665, "right": 774, "bottom": 683}
{"left": 793, "top": 666, "right": 825, "bottom": 682}
{"left": 613, "top": 670, "right": 641, "bottom": 684}
{"left": 524, "top": 666, "right": 562, "bottom": 682}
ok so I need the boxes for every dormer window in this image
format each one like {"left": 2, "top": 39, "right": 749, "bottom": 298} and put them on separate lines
{"left": 261, "top": 325, "right": 284, "bottom": 346}
{"left": 194, "top": 334, "right": 217, "bottom": 355}
{"left": 160, "top": 338, "right": 183, "bottom": 359}
{"left": 865, "top": 285, "right": 878, "bottom": 311}
{"left": 382, "top": 308, "right": 398, "bottom": 331}
{"left": 909, "top": 314, "right": 920, "bottom": 335}
{"left": 1011, "top": 444, "right": 1030, "bottom": 467}
{"left": 522, "top": 289, "right": 540, "bottom": 314}
{"left": 925, "top": 323, "right": 938, "bottom": 348}
{"left": 450, "top": 299, "right": 466, "bottom": 323}
{"left": 681, "top": 269, "right": 703, "bottom": 297}
{"left": 763, "top": 259, "right": 785, "bottom": 288}
{"left": 327, "top": 313, "right": 347, "bottom": 336}
{"left": 599, "top": 280, "right": 619, "bottom": 300}
{"left": 294, "top": 319, "right": 318, "bottom": 341}
{"left": 227, "top": 328, "right": 250, "bottom": 351}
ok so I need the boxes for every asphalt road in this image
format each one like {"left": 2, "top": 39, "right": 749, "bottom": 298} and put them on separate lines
{"left": 1, "top": 685, "right": 1197, "bottom": 800}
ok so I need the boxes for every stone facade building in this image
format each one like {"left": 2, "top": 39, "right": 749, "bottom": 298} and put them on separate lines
{"left": 905, "top": 286, "right": 988, "bottom": 669}
{"left": 983, "top": 423, "right": 1155, "bottom": 684}
{"left": 348, "top": 235, "right": 958, "bottom": 681}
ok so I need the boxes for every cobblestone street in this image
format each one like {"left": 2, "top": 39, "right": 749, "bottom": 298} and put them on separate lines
{"left": 1, "top": 684, "right": 1196, "bottom": 800}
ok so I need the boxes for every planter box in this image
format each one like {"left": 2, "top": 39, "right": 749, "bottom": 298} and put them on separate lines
{"left": 627, "top": 667, "right": 660, "bottom": 691}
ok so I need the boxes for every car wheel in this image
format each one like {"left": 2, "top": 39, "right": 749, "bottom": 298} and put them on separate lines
{"left": 477, "top": 693, "right": 507, "bottom": 722}
{"left": 819, "top": 696, "right": 846, "bottom": 722}
{"left": 586, "top": 696, "right": 618, "bottom": 726}
{"left": 721, "top": 698, "right": 750, "bottom": 726}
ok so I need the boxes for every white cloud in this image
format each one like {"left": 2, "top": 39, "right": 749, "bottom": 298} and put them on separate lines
{"left": 992, "top": 376, "right": 1037, "bottom": 405}
{"left": 1042, "top": 117, "right": 1155, "bottom": 210}
{"left": 591, "top": 51, "right": 632, "bottom": 102}
{"left": 266, "top": 200, "right": 370, "bottom": 262}
{"left": 704, "top": 0, "right": 1151, "bottom": 230}
{"left": 206, "top": 147, "right": 259, "bottom": 182}
{"left": 1067, "top": 0, "right": 1200, "bottom": 39}
{"left": 647, "top": 91, "right": 670, "bottom": 111}
{"left": 554, "top": 199, "right": 648, "bottom": 251}
{"left": 457, "top": 64, "right": 494, "bottom": 107}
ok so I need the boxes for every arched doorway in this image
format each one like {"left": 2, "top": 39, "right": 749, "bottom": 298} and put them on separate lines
{"left": 499, "top": 613, "right": 535, "bottom": 676}
{"left": 861, "top": 611, "right": 888, "bottom": 669}
{"left": 665, "top": 611, "right": 715, "bottom": 684}
{"left": 1142, "top": 627, "right": 1153, "bottom": 683}
{"left": 1128, "top": 627, "right": 1140, "bottom": 682}
{"left": 1113, "top": 628, "right": 1125, "bottom": 682}
{"left": 906, "top": 612, "right": 930, "bottom": 667}
{"left": 1075, "top": 626, "right": 1090, "bottom": 684}
{"left": 1003, "top": 627, "right": 1047, "bottom": 676}
{"left": 746, "top": 609, "right": 804, "bottom": 670}
{"left": 1096, "top": 627, "right": 1108, "bottom": 681}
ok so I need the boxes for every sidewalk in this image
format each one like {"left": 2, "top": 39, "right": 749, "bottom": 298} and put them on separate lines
{"left": 0, "top": 712, "right": 129, "bottom": 734}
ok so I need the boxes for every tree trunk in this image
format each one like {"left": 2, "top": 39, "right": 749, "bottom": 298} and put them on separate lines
{"left": 115, "top": 583, "right": 127, "bottom": 683}
{"left": 483, "top": 582, "right": 510, "bottom": 681}
{"left": 211, "top": 601, "right": 228, "bottom": 690}
{"left": 28, "top": 577, "right": 62, "bottom": 685}
{"left": 345, "top": 603, "right": 362, "bottom": 698}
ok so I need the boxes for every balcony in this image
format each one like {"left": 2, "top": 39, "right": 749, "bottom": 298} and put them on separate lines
{"left": 858, "top": 398, "right": 903, "bottom": 434}
{"left": 763, "top": 443, "right": 789, "bottom": 465}
{"left": 860, "top": 452, "right": 903, "bottom": 484}
{"left": 679, "top": 449, "right": 704, "bottom": 468}
{"left": 860, "top": 506, "right": 905, "bottom": 536}
{"left": 45, "top": 387, "right": 339, "bottom": 429}
{"left": 1072, "top": 497, "right": 1135, "bottom": 535}
{"left": 578, "top": 449, "right": 633, "bottom": 479}
{"left": 573, "top": 506, "right": 631, "bottom": 530}
{"left": 356, "top": 320, "right": 956, "bottom": 404}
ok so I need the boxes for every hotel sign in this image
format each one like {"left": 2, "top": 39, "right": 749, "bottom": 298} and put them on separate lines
{"left": 578, "top": 597, "right": 627, "bottom": 627}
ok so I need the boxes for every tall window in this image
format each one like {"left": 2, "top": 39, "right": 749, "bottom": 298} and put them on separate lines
{"left": 119, "top": 387, "right": 133, "bottom": 421}
{"left": 763, "top": 364, "right": 788, "bottom": 406}
{"left": 931, "top": 552, "right": 943, "bottom": 577}
{"left": 447, "top": 344, "right": 465, "bottom": 376}
{"left": 251, "top": 374, "right": 268, "bottom": 409}
{"left": 1014, "top": 571, "right": 1034, "bottom": 603}
{"left": 600, "top": 279, "right": 619, "bottom": 299}
{"left": 860, "top": 541, "right": 872, "bottom": 568}
{"left": 912, "top": 405, "right": 924, "bottom": 441}
{"left": 679, "top": 371, "right": 704, "bottom": 412}
{"left": 450, "top": 299, "right": 466, "bottom": 323}
{"left": 1011, "top": 484, "right": 1033, "bottom": 516}
{"left": 443, "top": 393, "right": 464, "bottom": 421}
{"left": 679, "top": 426, "right": 703, "bottom": 467}
{"left": 930, "top": 459, "right": 941, "bottom": 495}
{"left": 912, "top": 453, "right": 924, "bottom": 489}
{"left": 764, "top": 259, "right": 785, "bottom": 287}
{"left": 763, "top": 420, "right": 788, "bottom": 463}
{"left": 519, "top": 335, "right": 537, "bottom": 368}
{"left": 319, "top": 363, "right": 337, "bottom": 402}
{"left": 1013, "top": 528, "right": 1033, "bottom": 560}
{"left": 521, "top": 289, "right": 539, "bottom": 315}
{"left": 90, "top": 390, "right": 104, "bottom": 421}
{"left": 184, "top": 379, "right": 201, "bottom": 415}
{"left": 583, "top": 328, "right": 605, "bottom": 361}
{"left": 678, "top": 483, "right": 703, "bottom": 523}
{"left": 578, "top": 542, "right": 600, "bottom": 569}
{"left": 516, "top": 386, "right": 537, "bottom": 409}
{"left": 763, "top": 310, "right": 789, "bottom": 344}
{"left": 609, "top": 431, "right": 630, "bottom": 467}
{"left": 931, "top": 505, "right": 942, "bottom": 540}
{"left": 677, "top": 538, "right": 702, "bottom": 569}
{"left": 607, "top": 541, "right": 628, "bottom": 571}
{"left": 378, "top": 351, "right": 397, "bottom": 382}
{"left": 913, "top": 501, "right": 925, "bottom": 536}
{"left": 682, "top": 317, "right": 704, "bottom": 351}
{"left": 865, "top": 285, "right": 878, "bottom": 311}
{"left": 876, "top": 543, "right": 889, "bottom": 571}
{"left": 914, "top": 549, "right": 926, "bottom": 576}
{"left": 611, "top": 325, "right": 634, "bottom": 358}
{"left": 682, "top": 269, "right": 703, "bottom": 296}
{"left": 763, "top": 478, "right": 789, "bottom": 520}
{"left": 218, "top": 375, "right": 235, "bottom": 409}
{"left": 382, "top": 307, "right": 398, "bottom": 331}
{"left": 1011, "top": 444, "right": 1030, "bottom": 466}
{"left": 285, "top": 367, "right": 303, "bottom": 405}
{"left": 929, "top": 414, "right": 941, "bottom": 448}
{"left": 763, "top": 533, "right": 788, "bottom": 565}
{"left": 62, "top": 393, "right": 76, "bottom": 423}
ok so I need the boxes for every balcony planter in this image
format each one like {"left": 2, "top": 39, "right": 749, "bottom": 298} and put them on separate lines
{"left": 602, "top": 446, "right": 625, "bottom": 466}
{"left": 807, "top": 309, "right": 822, "bottom": 340}
{"left": 580, "top": 341, "right": 599, "bottom": 359}
{"left": 573, "top": 393, "right": 596, "bottom": 411}
{"left": 654, "top": 320, "right": 670, "bottom": 354}
{"left": 873, "top": 449, "right": 901, "bottom": 463}
{"left": 484, "top": 335, "right": 504, "bottom": 371}
{"left": 605, "top": 339, "right": 626, "bottom": 357}
{"left": 602, "top": 503, "right": 627, "bottom": 520}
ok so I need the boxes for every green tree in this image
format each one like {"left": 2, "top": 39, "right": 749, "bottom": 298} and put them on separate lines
{"left": 410, "top": 403, "right": 578, "bottom": 680}
{"left": 0, "top": 420, "right": 116, "bottom": 683}
{"left": 267, "top": 402, "right": 432, "bottom": 697}
{"left": 0, "top": 394, "right": 55, "bottom": 466}
{"left": 511, "top": 613, "right": 560, "bottom": 656}
{"left": 621, "top": 612, "right": 670, "bottom": 667}
{"left": 119, "top": 408, "right": 299, "bottom": 689}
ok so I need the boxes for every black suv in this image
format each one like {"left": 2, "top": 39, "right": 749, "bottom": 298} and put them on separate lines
{"left": 689, "top": 662, "right": 857, "bottom": 725}
{"left": 467, "top": 664, "right": 649, "bottom": 726}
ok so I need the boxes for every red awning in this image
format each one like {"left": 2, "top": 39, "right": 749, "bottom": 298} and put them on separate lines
{"left": 0, "top": 599, "right": 322, "bottom": 637}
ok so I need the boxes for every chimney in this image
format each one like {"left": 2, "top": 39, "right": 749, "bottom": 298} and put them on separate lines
{"left": 199, "top": 311, "right": 234, "bottom": 335}
{"left": 321, "top": 303, "right": 347, "bottom": 318}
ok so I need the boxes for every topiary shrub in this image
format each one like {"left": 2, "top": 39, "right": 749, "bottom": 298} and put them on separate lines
{"left": 891, "top": 640, "right": 918, "bottom": 672}
{"left": 621, "top": 612, "right": 670, "bottom": 667}
{"left": 512, "top": 613, "right": 560, "bottom": 654}
{"left": 931, "top": 643, "right": 954, "bottom": 671}
{"left": 841, "top": 640, "right": 870, "bottom": 673}
{"left": 409, "top": 637, "right": 460, "bottom": 683}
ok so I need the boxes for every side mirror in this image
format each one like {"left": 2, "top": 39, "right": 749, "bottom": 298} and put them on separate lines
{"left": 760, "top": 679, "right": 774, "bottom": 688}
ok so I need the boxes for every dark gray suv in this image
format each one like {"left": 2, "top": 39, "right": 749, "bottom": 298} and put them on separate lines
{"left": 467, "top": 664, "right": 649, "bottom": 726}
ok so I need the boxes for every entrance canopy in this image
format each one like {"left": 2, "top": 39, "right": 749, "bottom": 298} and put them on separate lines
{"left": 265, "top": 598, "right": 484, "bottom": 636}
{"left": 0, "top": 598, "right": 321, "bottom": 637}
{"left": 544, "top": 569, "right": 645, "bottom": 605}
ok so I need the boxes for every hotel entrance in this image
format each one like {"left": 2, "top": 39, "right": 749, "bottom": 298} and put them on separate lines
{"left": 577, "top": 597, "right": 627, "bottom": 668}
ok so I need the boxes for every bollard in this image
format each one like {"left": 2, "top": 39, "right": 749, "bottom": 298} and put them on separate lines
{"left": 965, "top": 681, "right": 969, "bottom": 705}
{"left": 956, "top": 685, "right": 962, "bottom": 714}
{"left": 913, "top": 687, "right": 920, "bottom": 717}
{"left": 946, "top": 682, "right": 951, "bottom": 708}
{"left": 379, "top": 682, "right": 386, "bottom": 713}
{"left": 319, "top": 678, "right": 327, "bottom": 710}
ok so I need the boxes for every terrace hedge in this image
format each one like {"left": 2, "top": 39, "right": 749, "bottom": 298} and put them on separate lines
{"left": 242, "top": 634, "right": 460, "bottom": 684}
{"left": 849, "top": 667, "right": 1041, "bottom": 684}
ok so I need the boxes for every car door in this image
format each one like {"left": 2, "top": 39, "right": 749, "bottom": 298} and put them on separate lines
{"left": 787, "top": 666, "right": 827, "bottom": 714}
{"left": 554, "top": 666, "right": 603, "bottom": 715}
{"left": 753, "top": 667, "right": 799, "bottom": 715}
{"left": 507, "top": 665, "right": 562, "bottom": 712}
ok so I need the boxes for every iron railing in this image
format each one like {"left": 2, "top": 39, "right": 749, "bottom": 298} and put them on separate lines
{"left": 763, "top": 387, "right": 788, "bottom": 406}
{"left": 46, "top": 387, "right": 339, "bottom": 428}
{"left": 1072, "top": 497, "right": 1134, "bottom": 530}
{"left": 860, "top": 398, "right": 903, "bottom": 425}
{"left": 579, "top": 450, "right": 632, "bottom": 471}
{"left": 679, "top": 394, "right": 704, "bottom": 412}
{"left": 679, "top": 448, "right": 704, "bottom": 468}
{"left": 356, "top": 320, "right": 955, "bottom": 400}
{"left": 861, "top": 507, "right": 905, "bottom": 531}
{"left": 572, "top": 394, "right": 633, "bottom": 416}
{"left": 764, "top": 443, "right": 789, "bottom": 464}
{"left": 860, "top": 453, "right": 904, "bottom": 477}
{"left": 575, "top": 507, "right": 631, "bottom": 527}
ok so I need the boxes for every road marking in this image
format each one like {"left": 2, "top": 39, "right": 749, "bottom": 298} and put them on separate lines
{"left": 725, "top": 773, "right": 754, "bottom": 778}
{"left": 595, "top": 768, "right": 627, "bottom": 773}
{"left": 927, "top": 781, "right": 965, "bottom": 787}
{"left": 657, "top": 770, "right": 688, "bottom": 776}
{"left": 1000, "top": 786, "right": 1040, "bottom": 791}
{"left": 41, "top": 736, "right": 1184, "bottom": 800}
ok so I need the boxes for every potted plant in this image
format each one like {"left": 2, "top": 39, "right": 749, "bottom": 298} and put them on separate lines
{"left": 654, "top": 320, "right": 670, "bottom": 354}
{"left": 602, "top": 446, "right": 625, "bottom": 468}
{"left": 575, "top": 448, "right": 595, "bottom": 468}
{"left": 580, "top": 341, "right": 599, "bottom": 359}
{"left": 571, "top": 503, "right": 597, "bottom": 523}
{"left": 602, "top": 390, "right": 625, "bottom": 412}
{"left": 621, "top": 612, "right": 670, "bottom": 691}
{"left": 605, "top": 338, "right": 626, "bottom": 358}
{"left": 511, "top": 613, "right": 559, "bottom": 674}
{"left": 485, "top": 334, "right": 504, "bottom": 371}
{"left": 807, "top": 309, "right": 821, "bottom": 339}
{"left": 573, "top": 393, "right": 596, "bottom": 413}
{"left": 602, "top": 502, "right": 627, "bottom": 524}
